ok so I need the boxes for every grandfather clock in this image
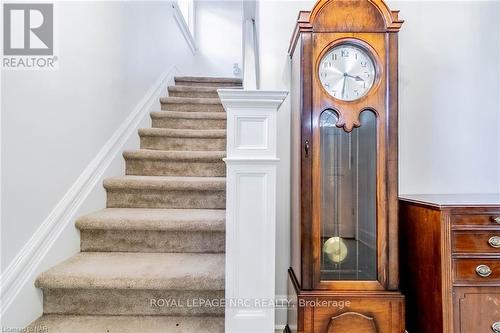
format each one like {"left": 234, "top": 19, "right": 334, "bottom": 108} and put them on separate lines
{"left": 287, "top": 1, "right": 405, "bottom": 332}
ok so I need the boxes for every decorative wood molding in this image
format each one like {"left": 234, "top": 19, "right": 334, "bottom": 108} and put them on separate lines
{"left": 288, "top": 0, "right": 404, "bottom": 56}
{"left": 309, "top": 0, "right": 403, "bottom": 32}
{"left": 288, "top": 11, "right": 312, "bottom": 55}
{"left": 218, "top": 89, "right": 287, "bottom": 333}
{"left": 326, "top": 312, "right": 377, "bottom": 333}
{"left": 441, "top": 213, "right": 453, "bottom": 333}
{"left": 0, "top": 65, "right": 179, "bottom": 318}
{"left": 172, "top": 3, "right": 197, "bottom": 55}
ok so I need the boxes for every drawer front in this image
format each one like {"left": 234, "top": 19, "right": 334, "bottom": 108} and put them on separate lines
{"left": 453, "top": 214, "right": 500, "bottom": 227}
{"left": 454, "top": 259, "right": 500, "bottom": 283}
{"left": 454, "top": 287, "right": 500, "bottom": 333}
{"left": 453, "top": 231, "right": 500, "bottom": 254}
{"left": 310, "top": 297, "right": 405, "bottom": 333}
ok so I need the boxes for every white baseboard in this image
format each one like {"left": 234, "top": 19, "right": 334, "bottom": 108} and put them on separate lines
{"left": 0, "top": 65, "right": 179, "bottom": 318}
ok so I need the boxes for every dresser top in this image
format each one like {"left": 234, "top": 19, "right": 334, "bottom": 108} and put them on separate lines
{"left": 399, "top": 194, "right": 500, "bottom": 208}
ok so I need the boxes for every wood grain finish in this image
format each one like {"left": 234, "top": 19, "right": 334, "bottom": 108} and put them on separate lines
{"left": 400, "top": 196, "right": 500, "bottom": 333}
{"left": 311, "top": 32, "right": 390, "bottom": 292}
{"left": 399, "top": 203, "right": 445, "bottom": 333}
{"left": 453, "top": 231, "right": 500, "bottom": 254}
{"left": 312, "top": 34, "right": 386, "bottom": 132}
{"left": 326, "top": 312, "right": 377, "bottom": 333}
{"left": 287, "top": 0, "right": 405, "bottom": 332}
{"left": 299, "top": 31, "right": 314, "bottom": 289}
{"left": 288, "top": 269, "right": 405, "bottom": 333}
{"left": 454, "top": 259, "right": 500, "bottom": 283}
{"left": 387, "top": 32, "right": 400, "bottom": 291}
{"left": 453, "top": 214, "right": 500, "bottom": 227}
{"left": 453, "top": 287, "right": 500, "bottom": 333}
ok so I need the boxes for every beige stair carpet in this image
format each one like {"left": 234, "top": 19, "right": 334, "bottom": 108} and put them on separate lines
{"left": 27, "top": 76, "right": 242, "bottom": 332}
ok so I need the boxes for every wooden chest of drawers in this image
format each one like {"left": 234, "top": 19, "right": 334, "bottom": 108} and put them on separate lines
{"left": 399, "top": 194, "right": 500, "bottom": 333}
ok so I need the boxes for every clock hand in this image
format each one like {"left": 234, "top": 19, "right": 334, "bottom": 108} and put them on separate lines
{"left": 341, "top": 75, "right": 347, "bottom": 99}
{"left": 345, "top": 73, "right": 365, "bottom": 82}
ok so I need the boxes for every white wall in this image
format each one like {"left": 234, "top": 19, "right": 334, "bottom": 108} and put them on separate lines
{"left": 191, "top": 0, "right": 243, "bottom": 78}
{"left": 256, "top": 0, "right": 500, "bottom": 327}
{"left": 1, "top": 1, "right": 196, "bottom": 327}
{"left": 396, "top": 1, "right": 500, "bottom": 194}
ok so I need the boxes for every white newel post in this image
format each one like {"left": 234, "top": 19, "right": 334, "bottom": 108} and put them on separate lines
{"left": 218, "top": 90, "right": 288, "bottom": 333}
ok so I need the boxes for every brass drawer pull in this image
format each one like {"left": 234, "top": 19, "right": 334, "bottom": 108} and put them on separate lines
{"left": 492, "top": 322, "right": 500, "bottom": 333}
{"left": 493, "top": 217, "right": 500, "bottom": 224}
{"left": 489, "top": 236, "right": 500, "bottom": 248}
{"left": 476, "top": 264, "right": 492, "bottom": 277}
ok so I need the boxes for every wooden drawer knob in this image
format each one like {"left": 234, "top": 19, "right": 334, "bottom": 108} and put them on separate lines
{"left": 492, "top": 322, "right": 500, "bottom": 333}
{"left": 476, "top": 264, "right": 492, "bottom": 278}
{"left": 489, "top": 236, "right": 500, "bottom": 248}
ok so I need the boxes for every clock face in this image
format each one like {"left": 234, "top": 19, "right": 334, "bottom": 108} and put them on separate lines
{"left": 318, "top": 44, "right": 376, "bottom": 101}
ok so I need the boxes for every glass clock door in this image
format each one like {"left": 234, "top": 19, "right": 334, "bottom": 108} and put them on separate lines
{"left": 319, "top": 110, "right": 377, "bottom": 281}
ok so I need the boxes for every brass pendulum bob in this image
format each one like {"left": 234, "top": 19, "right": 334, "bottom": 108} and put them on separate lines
{"left": 323, "top": 236, "right": 348, "bottom": 263}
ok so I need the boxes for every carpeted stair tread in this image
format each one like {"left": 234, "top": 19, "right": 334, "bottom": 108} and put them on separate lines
{"left": 35, "top": 252, "right": 224, "bottom": 290}
{"left": 159, "top": 97, "right": 225, "bottom": 112}
{"left": 138, "top": 128, "right": 226, "bottom": 138}
{"left": 30, "top": 75, "right": 228, "bottom": 326}
{"left": 77, "top": 208, "right": 225, "bottom": 253}
{"left": 123, "top": 149, "right": 225, "bottom": 161}
{"left": 104, "top": 175, "right": 226, "bottom": 191}
{"left": 27, "top": 315, "right": 224, "bottom": 333}
{"left": 168, "top": 85, "right": 222, "bottom": 98}
{"left": 76, "top": 208, "right": 225, "bottom": 231}
{"left": 124, "top": 150, "right": 226, "bottom": 177}
{"left": 174, "top": 76, "right": 242, "bottom": 85}
{"left": 160, "top": 96, "right": 222, "bottom": 105}
{"left": 150, "top": 111, "right": 226, "bottom": 130}
{"left": 169, "top": 85, "right": 220, "bottom": 93}
{"left": 150, "top": 111, "right": 227, "bottom": 120}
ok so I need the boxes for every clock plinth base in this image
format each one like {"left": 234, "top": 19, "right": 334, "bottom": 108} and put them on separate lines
{"left": 286, "top": 269, "right": 405, "bottom": 333}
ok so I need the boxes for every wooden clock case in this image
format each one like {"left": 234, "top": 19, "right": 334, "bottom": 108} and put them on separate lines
{"left": 286, "top": 1, "right": 405, "bottom": 332}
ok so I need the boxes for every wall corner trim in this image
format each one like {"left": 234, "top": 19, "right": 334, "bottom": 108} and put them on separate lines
{"left": 0, "top": 65, "right": 178, "bottom": 317}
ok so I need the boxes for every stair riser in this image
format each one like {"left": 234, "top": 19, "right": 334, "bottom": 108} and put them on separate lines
{"left": 152, "top": 117, "right": 226, "bottom": 130}
{"left": 174, "top": 81, "right": 241, "bottom": 88}
{"left": 126, "top": 159, "right": 226, "bottom": 177}
{"left": 27, "top": 315, "right": 225, "bottom": 333}
{"left": 161, "top": 103, "right": 224, "bottom": 112}
{"left": 140, "top": 137, "right": 226, "bottom": 151}
{"left": 168, "top": 90, "right": 219, "bottom": 98}
{"left": 80, "top": 230, "right": 225, "bottom": 253}
{"left": 106, "top": 189, "right": 226, "bottom": 209}
{"left": 43, "top": 289, "right": 224, "bottom": 316}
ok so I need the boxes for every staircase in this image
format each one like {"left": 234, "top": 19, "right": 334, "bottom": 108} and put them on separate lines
{"left": 27, "top": 76, "right": 242, "bottom": 332}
